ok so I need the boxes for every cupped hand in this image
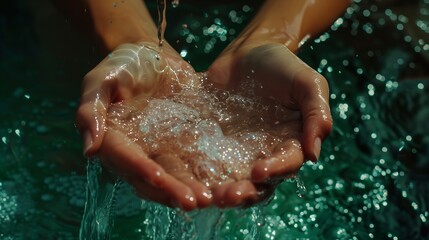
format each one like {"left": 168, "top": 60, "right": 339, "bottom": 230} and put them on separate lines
{"left": 76, "top": 42, "right": 212, "bottom": 210}
{"left": 207, "top": 43, "right": 333, "bottom": 207}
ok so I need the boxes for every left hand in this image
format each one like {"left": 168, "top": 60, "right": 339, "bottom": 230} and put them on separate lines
{"left": 207, "top": 42, "right": 333, "bottom": 207}
{"left": 76, "top": 42, "right": 212, "bottom": 210}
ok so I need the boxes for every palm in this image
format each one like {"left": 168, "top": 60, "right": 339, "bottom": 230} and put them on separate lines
{"left": 105, "top": 64, "right": 306, "bottom": 207}
{"left": 204, "top": 43, "right": 334, "bottom": 206}
{"left": 103, "top": 43, "right": 327, "bottom": 208}
{"left": 80, "top": 42, "right": 331, "bottom": 209}
{"left": 78, "top": 42, "right": 214, "bottom": 210}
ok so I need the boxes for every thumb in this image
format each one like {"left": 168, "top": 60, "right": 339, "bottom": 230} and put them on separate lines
{"left": 75, "top": 74, "right": 112, "bottom": 157}
{"left": 293, "top": 72, "right": 333, "bottom": 162}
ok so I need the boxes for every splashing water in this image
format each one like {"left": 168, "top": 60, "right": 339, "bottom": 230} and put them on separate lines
{"left": 79, "top": 160, "right": 122, "bottom": 239}
{"left": 107, "top": 76, "right": 296, "bottom": 187}
{"left": 80, "top": 159, "right": 268, "bottom": 240}
{"left": 295, "top": 174, "right": 307, "bottom": 198}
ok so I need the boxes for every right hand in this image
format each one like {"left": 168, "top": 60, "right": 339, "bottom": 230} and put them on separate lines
{"left": 75, "top": 42, "right": 212, "bottom": 210}
{"left": 207, "top": 43, "right": 333, "bottom": 207}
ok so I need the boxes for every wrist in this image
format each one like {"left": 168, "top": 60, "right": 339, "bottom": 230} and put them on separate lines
{"left": 220, "top": 33, "right": 300, "bottom": 68}
{"left": 98, "top": 19, "right": 158, "bottom": 51}
{"left": 223, "top": 20, "right": 301, "bottom": 58}
{"left": 231, "top": 33, "right": 300, "bottom": 54}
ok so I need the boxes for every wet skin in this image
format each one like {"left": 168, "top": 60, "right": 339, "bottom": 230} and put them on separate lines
{"left": 74, "top": 0, "right": 347, "bottom": 210}
{"left": 76, "top": 41, "right": 331, "bottom": 210}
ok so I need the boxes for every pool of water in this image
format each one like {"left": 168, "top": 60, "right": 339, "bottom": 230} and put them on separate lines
{"left": 1, "top": 0, "right": 429, "bottom": 239}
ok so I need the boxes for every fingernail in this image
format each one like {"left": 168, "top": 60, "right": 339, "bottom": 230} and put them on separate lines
{"left": 313, "top": 137, "right": 321, "bottom": 162}
{"left": 83, "top": 131, "right": 93, "bottom": 156}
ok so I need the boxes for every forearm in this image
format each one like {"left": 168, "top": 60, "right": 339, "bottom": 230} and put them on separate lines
{"left": 54, "top": 0, "right": 158, "bottom": 51}
{"left": 233, "top": 0, "right": 351, "bottom": 52}
{"left": 85, "top": 0, "right": 158, "bottom": 51}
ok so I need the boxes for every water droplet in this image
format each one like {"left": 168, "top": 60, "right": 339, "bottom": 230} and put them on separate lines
{"left": 171, "top": 0, "right": 179, "bottom": 8}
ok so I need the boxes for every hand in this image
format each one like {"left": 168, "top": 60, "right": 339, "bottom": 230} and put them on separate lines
{"left": 76, "top": 42, "right": 212, "bottom": 210}
{"left": 207, "top": 43, "right": 333, "bottom": 206}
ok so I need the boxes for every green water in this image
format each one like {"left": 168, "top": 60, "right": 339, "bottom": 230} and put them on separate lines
{"left": 1, "top": 0, "right": 429, "bottom": 239}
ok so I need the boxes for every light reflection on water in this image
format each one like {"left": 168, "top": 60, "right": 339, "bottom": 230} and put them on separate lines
{"left": 1, "top": 0, "right": 429, "bottom": 239}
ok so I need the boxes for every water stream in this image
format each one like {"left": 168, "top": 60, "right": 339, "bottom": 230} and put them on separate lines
{"left": 80, "top": 159, "right": 269, "bottom": 239}
{"left": 157, "top": 0, "right": 167, "bottom": 47}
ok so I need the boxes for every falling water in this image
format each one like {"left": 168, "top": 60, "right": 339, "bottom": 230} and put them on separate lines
{"left": 157, "top": 0, "right": 167, "bottom": 48}
{"left": 79, "top": 160, "right": 271, "bottom": 239}
{"left": 79, "top": 159, "right": 122, "bottom": 240}
{"left": 295, "top": 174, "right": 307, "bottom": 198}
{"left": 77, "top": 1, "right": 429, "bottom": 239}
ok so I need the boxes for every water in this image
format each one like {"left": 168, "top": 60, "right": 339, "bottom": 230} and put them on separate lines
{"left": 172, "top": 0, "right": 180, "bottom": 8}
{"left": 295, "top": 175, "right": 307, "bottom": 198}
{"left": 107, "top": 77, "right": 294, "bottom": 187}
{"left": 79, "top": 161, "right": 122, "bottom": 240}
{"left": 81, "top": 160, "right": 269, "bottom": 239}
{"left": 1, "top": 0, "right": 429, "bottom": 239}
{"left": 157, "top": 0, "right": 167, "bottom": 47}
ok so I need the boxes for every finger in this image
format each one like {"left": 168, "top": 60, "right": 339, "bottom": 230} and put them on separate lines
{"left": 76, "top": 55, "right": 148, "bottom": 157}
{"left": 131, "top": 177, "right": 176, "bottom": 209}
{"left": 210, "top": 179, "right": 235, "bottom": 208}
{"left": 99, "top": 129, "right": 198, "bottom": 211}
{"left": 99, "top": 130, "right": 167, "bottom": 186}
{"left": 251, "top": 139, "right": 304, "bottom": 183}
{"left": 211, "top": 180, "right": 259, "bottom": 208}
{"left": 154, "top": 154, "right": 213, "bottom": 208}
{"left": 75, "top": 71, "right": 114, "bottom": 157}
{"left": 293, "top": 71, "right": 333, "bottom": 162}
{"left": 131, "top": 177, "right": 197, "bottom": 211}
{"left": 223, "top": 180, "right": 259, "bottom": 207}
